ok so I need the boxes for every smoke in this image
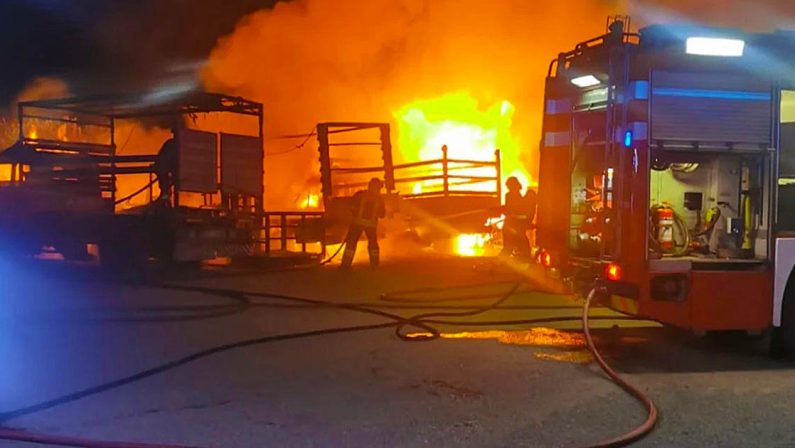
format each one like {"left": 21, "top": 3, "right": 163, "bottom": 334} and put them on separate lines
{"left": 202, "top": 0, "right": 795, "bottom": 208}
{"left": 625, "top": 0, "right": 795, "bottom": 31}
{"left": 0, "top": 77, "right": 71, "bottom": 149}
{"left": 202, "top": 0, "right": 619, "bottom": 208}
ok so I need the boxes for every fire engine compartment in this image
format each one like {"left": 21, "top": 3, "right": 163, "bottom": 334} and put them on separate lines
{"left": 648, "top": 151, "right": 769, "bottom": 265}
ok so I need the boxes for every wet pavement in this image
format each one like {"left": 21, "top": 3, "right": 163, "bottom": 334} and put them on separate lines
{"left": 1, "top": 255, "right": 794, "bottom": 447}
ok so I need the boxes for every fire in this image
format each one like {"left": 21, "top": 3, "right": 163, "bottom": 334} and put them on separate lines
{"left": 455, "top": 233, "right": 491, "bottom": 257}
{"left": 395, "top": 92, "right": 531, "bottom": 193}
{"left": 299, "top": 192, "right": 320, "bottom": 209}
{"left": 0, "top": 165, "right": 11, "bottom": 182}
{"left": 29, "top": 125, "right": 38, "bottom": 140}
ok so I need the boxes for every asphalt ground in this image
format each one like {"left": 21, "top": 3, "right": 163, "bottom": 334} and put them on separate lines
{"left": 0, "top": 255, "right": 793, "bottom": 447}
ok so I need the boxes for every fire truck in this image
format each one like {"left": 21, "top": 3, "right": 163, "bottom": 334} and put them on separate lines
{"left": 0, "top": 92, "right": 264, "bottom": 269}
{"left": 536, "top": 18, "right": 795, "bottom": 352}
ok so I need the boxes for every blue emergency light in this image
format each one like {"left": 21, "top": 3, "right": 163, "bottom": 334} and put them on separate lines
{"left": 624, "top": 130, "right": 633, "bottom": 148}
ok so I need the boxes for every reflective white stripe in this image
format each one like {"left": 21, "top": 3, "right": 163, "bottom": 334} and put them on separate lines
{"left": 545, "top": 98, "right": 572, "bottom": 115}
{"left": 544, "top": 131, "right": 571, "bottom": 147}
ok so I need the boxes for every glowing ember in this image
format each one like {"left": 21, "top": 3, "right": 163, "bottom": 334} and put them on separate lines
{"left": 455, "top": 233, "right": 491, "bottom": 257}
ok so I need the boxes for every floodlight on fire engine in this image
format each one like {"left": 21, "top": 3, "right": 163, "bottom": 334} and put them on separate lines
{"left": 686, "top": 37, "right": 745, "bottom": 57}
{"left": 571, "top": 75, "right": 601, "bottom": 88}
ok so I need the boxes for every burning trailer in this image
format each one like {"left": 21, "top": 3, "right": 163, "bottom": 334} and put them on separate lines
{"left": 279, "top": 121, "right": 504, "bottom": 257}
{"left": 0, "top": 91, "right": 265, "bottom": 268}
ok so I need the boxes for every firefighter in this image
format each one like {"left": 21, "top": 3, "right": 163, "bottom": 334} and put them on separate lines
{"left": 154, "top": 130, "right": 178, "bottom": 203}
{"left": 500, "top": 176, "right": 533, "bottom": 259}
{"left": 341, "top": 178, "right": 386, "bottom": 269}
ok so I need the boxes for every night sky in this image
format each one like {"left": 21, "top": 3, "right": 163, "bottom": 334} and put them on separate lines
{"left": 0, "top": 0, "right": 277, "bottom": 103}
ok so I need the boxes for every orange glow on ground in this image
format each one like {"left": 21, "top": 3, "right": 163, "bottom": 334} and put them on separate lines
{"left": 407, "top": 328, "right": 592, "bottom": 364}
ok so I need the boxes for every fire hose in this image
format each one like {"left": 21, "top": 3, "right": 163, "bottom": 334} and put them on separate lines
{"left": 0, "top": 282, "right": 657, "bottom": 448}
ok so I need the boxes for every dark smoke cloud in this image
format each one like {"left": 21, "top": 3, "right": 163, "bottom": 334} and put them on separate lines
{"left": 0, "top": 0, "right": 276, "bottom": 103}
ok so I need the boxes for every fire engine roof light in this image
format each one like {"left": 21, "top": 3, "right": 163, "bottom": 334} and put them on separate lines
{"left": 686, "top": 37, "right": 745, "bottom": 57}
{"left": 571, "top": 75, "right": 601, "bottom": 88}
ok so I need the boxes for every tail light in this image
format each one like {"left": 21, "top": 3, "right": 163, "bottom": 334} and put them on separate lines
{"left": 605, "top": 262, "right": 622, "bottom": 281}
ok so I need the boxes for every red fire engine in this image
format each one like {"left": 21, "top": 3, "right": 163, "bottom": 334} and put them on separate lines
{"left": 536, "top": 18, "right": 795, "bottom": 352}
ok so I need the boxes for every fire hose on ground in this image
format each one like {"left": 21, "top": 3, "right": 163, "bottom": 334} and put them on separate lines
{"left": 0, "top": 280, "right": 658, "bottom": 448}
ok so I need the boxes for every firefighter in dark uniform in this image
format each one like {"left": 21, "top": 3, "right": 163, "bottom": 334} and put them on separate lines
{"left": 341, "top": 178, "right": 386, "bottom": 269}
{"left": 500, "top": 176, "right": 533, "bottom": 259}
{"left": 155, "top": 131, "right": 178, "bottom": 203}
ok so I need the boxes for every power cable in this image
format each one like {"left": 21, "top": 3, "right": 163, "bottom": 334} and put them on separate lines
{"left": 264, "top": 128, "right": 316, "bottom": 157}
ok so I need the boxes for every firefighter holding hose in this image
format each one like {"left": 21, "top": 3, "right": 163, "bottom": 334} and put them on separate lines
{"left": 340, "top": 178, "right": 386, "bottom": 269}
{"left": 500, "top": 176, "right": 535, "bottom": 260}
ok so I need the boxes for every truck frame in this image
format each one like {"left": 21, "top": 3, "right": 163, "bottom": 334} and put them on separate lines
{"left": 0, "top": 91, "right": 264, "bottom": 268}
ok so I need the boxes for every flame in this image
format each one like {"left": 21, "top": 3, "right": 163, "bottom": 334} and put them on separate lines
{"left": 0, "top": 164, "right": 11, "bottom": 182}
{"left": 455, "top": 233, "right": 491, "bottom": 257}
{"left": 395, "top": 92, "right": 532, "bottom": 194}
{"left": 299, "top": 192, "right": 320, "bottom": 209}
{"left": 29, "top": 125, "right": 38, "bottom": 140}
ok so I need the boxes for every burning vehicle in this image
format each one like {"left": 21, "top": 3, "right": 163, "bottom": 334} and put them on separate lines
{"left": 0, "top": 92, "right": 265, "bottom": 268}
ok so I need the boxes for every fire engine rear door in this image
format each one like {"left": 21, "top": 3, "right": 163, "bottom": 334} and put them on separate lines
{"left": 650, "top": 71, "right": 773, "bottom": 149}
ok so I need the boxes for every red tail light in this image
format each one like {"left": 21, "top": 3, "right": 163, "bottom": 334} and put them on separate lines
{"left": 605, "top": 262, "right": 622, "bottom": 281}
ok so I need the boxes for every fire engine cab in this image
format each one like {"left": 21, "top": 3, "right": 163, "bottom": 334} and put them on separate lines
{"left": 536, "top": 18, "right": 795, "bottom": 352}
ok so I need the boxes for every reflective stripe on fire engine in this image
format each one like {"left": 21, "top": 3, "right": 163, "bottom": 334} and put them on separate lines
{"left": 609, "top": 295, "right": 639, "bottom": 315}
{"left": 627, "top": 81, "right": 649, "bottom": 101}
{"left": 545, "top": 98, "right": 572, "bottom": 115}
{"left": 544, "top": 131, "right": 571, "bottom": 147}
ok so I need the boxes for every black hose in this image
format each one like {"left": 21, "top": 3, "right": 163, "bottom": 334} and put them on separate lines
{"left": 0, "top": 282, "right": 656, "bottom": 448}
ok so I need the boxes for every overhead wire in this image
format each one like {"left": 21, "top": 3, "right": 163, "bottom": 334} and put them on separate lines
{"left": 264, "top": 128, "right": 316, "bottom": 157}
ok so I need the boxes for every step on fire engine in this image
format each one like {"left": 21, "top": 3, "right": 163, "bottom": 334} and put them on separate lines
{"left": 536, "top": 17, "right": 795, "bottom": 352}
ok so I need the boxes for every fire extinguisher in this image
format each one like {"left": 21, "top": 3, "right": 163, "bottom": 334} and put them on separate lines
{"left": 656, "top": 204, "right": 675, "bottom": 251}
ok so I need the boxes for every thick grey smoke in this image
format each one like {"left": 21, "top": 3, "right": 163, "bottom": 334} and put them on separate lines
{"left": 202, "top": 0, "right": 795, "bottom": 208}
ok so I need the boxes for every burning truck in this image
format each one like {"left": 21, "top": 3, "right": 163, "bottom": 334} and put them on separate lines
{"left": 0, "top": 91, "right": 265, "bottom": 268}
